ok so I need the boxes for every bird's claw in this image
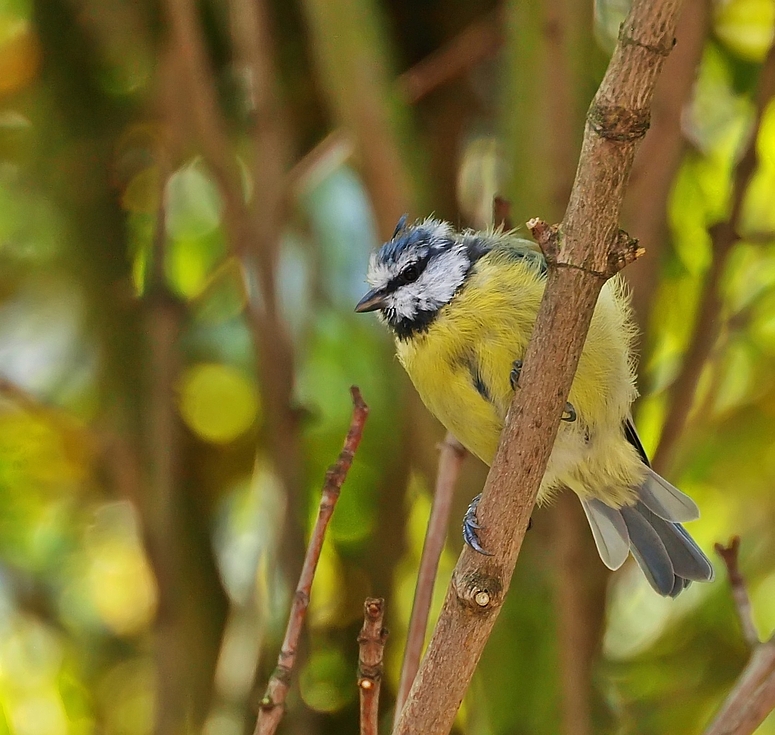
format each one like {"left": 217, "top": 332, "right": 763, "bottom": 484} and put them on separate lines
{"left": 509, "top": 359, "right": 523, "bottom": 392}
{"left": 562, "top": 402, "right": 577, "bottom": 422}
{"left": 463, "top": 494, "right": 493, "bottom": 555}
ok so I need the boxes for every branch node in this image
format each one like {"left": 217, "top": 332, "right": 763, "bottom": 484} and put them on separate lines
{"left": 358, "top": 597, "right": 387, "bottom": 735}
{"left": 606, "top": 229, "right": 643, "bottom": 277}
{"left": 294, "top": 589, "right": 310, "bottom": 607}
{"left": 588, "top": 103, "right": 650, "bottom": 142}
{"left": 474, "top": 590, "right": 491, "bottom": 608}
{"left": 454, "top": 570, "right": 503, "bottom": 613}
{"left": 527, "top": 217, "right": 560, "bottom": 264}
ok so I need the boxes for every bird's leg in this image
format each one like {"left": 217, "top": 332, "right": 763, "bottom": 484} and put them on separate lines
{"left": 463, "top": 494, "right": 492, "bottom": 556}
{"left": 463, "top": 493, "right": 532, "bottom": 555}
{"left": 510, "top": 358, "right": 576, "bottom": 422}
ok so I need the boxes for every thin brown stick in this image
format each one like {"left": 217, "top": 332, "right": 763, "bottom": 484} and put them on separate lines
{"left": 358, "top": 598, "right": 388, "bottom": 735}
{"left": 653, "top": 40, "right": 775, "bottom": 473}
{"left": 623, "top": 0, "right": 710, "bottom": 331}
{"left": 163, "top": 0, "right": 301, "bottom": 501}
{"left": 704, "top": 538, "right": 775, "bottom": 735}
{"left": 392, "top": 2, "right": 679, "bottom": 732}
{"left": 394, "top": 434, "right": 466, "bottom": 721}
{"left": 554, "top": 493, "right": 609, "bottom": 735}
{"left": 397, "top": 9, "right": 503, "bottom": 104}
{"left": 254, "top": 387, "right": 369, "bottom": 735}
{"left": 715, "top": 537, "right": 760, "bottom": 647}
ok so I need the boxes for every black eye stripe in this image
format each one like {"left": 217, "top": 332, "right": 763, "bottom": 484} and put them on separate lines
{"left": 387, "top": 256, "right": 429, "bottom": 291}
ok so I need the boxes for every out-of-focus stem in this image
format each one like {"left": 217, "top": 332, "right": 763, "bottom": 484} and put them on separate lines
{"left": 299, "top": 0, "right": 418, "bottom": 237}
{"left": 652, "top": 40, "right": 775, "bottom": 473}
{"left": 394, "top": 433, "right": 466, "bottom": 722}
{"left": 704, "top": 538, "right": 775, "bottom": 735}
{"left": 623, "top": 0, "right": 710, "bottom": 334}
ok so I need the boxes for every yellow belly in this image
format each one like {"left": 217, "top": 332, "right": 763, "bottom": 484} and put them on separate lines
{"left": 395, "top": 252, "right": 645, "bottom": 506}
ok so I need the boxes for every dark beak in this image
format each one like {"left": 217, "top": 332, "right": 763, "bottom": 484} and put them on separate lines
{"left": 355, "top": 288, "right": 387, "bottom": 313}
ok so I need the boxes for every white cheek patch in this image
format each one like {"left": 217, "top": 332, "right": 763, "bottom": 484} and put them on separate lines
{"left": 387, "top": 245, "right": 469, "bottom": 319}
{"left": 390, "top": 283, "right": 421, "bottom": 319}
{"left": 419, "top": 247, "right": 468, "bottom": 307}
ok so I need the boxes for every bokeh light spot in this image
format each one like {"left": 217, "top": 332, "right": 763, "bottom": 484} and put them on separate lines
{"left": 178, "top": 363, "right": 259, "bottom": 444}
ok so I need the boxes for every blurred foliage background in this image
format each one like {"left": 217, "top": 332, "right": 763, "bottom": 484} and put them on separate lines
{"left": 0, "top": 0, "right": 774, "bottom": 733}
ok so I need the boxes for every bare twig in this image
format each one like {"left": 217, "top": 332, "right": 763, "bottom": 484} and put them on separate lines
{"left": 254, "top": 387, "right": 369, "bottom": 735}
{"left": 392, "top": 3, "right": 684, "bottom": 733}
{"left": 715, "top": 537, "right": 760, "bottom": 647}
{"left": 397, "top": 9, "right": 503, "bottom": 104}
{"left": 623, "top": 0, "right": 710, "bottom": 330}
{"left": 359, "top": 598, "right": 388, "bottom": 735}
{"left": 704, "top": 538, "right": 775, "bottom": 735}
{"left": 394, "top": 434, "right": 466, "bottom": 721}
{"left": 653, "top": 40, "right": 775, "bottom": 473}
{"left": 163, "top": 0, "right": 301, "bottom": 508}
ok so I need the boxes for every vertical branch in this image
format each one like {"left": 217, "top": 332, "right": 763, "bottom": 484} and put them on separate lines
{"left": 623, "top": 0, "right": 710, "bottom": 330}
{"left": 254, "top": 388, "right": 369, "bottom": 735}
{"left": 359, "top": 598, "right": 388, "bottom": 735}
{"left": 554, "top": 494, "right": 609, "bottom": 735}
{"left": 394, "top": 434, "right": 466, "bottom": 721}
{"left": 162, "top": 0, "right": 305, "bottom": 593}
{"left": 33, "top": 5, "right": 229, "bottom": 734}
{"left": 227, "top": 0, "right": 299, "bottom": 491}
{"left": 166, "top": 27, "right": 304, "bottom": 731}
{"left": 652, "top": 40, "right": 775, "bottom": 473}
{"left": 299, "top": 0, "right": 417, "bottom": 237}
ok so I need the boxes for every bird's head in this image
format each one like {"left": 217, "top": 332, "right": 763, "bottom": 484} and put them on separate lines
{"left": 355, "top": 216, "right": 483, "bottom": 339}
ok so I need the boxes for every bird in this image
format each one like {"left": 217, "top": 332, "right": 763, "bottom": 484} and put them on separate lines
{"left": 355, "top": 215, "right": 714, "bottom": 597}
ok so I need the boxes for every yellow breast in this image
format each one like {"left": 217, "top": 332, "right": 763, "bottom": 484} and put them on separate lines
{"left": 395, "top": 247, "right": 640, "bottom": 503}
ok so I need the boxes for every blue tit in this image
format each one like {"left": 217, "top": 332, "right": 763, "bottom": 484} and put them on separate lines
{"left": 355, "top": 216, "right": 714, "bottom": 597}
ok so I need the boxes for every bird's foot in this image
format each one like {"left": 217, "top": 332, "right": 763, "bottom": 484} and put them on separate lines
{"left": 562, "top": 402, "right": 576, "bottom": 422}
{"left": 463, "top": 494, "right": 492, "bottom": 555}
{"left": 509, "top": 359, "right": 523, "bottom": 391}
